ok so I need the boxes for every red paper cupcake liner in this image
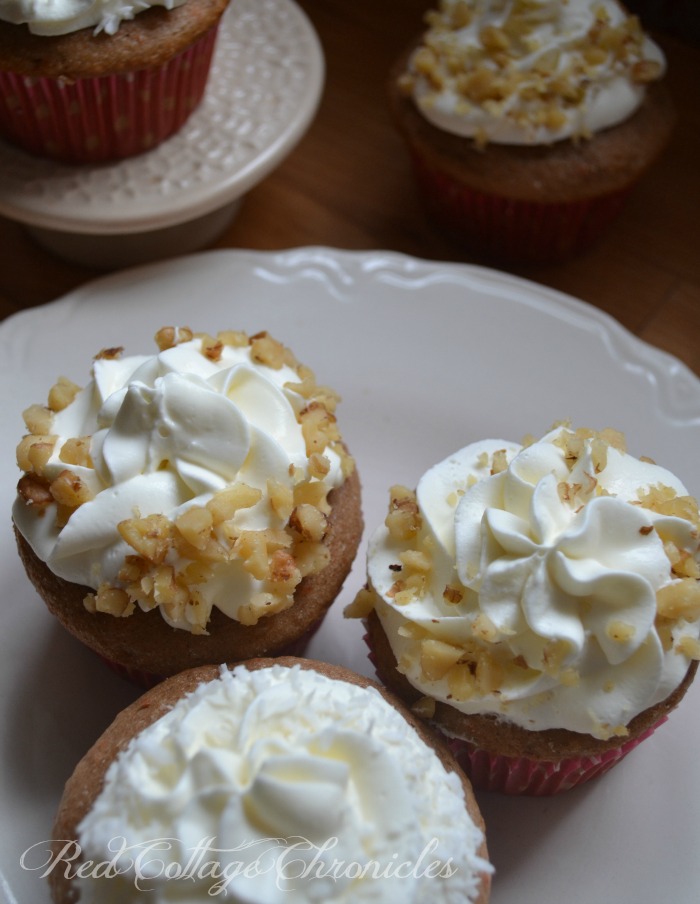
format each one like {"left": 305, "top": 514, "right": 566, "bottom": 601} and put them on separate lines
{"left": 409, "top": 150, "right": 631, "bottom": 264}
{"left": 98, "top": 617, "right": 327, "bottom": 689}
{"left": 445, "top": 719, "right": 667, "bottom": 795}
{"left": 0, "top": 23, "right": 219, "bottom": 165}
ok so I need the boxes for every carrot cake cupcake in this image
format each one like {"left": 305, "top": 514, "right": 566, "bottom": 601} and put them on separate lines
{"left": 13, "top": 327, "right": 362, "bottom": 683}
{"left": 0, "top": 0, "right": 230, "bottom": 163}
{"left": 389, "top": 0, "right": 675, "bottom": 262}
{"left": 351, "top": 422, "right": 700, "bottom": 793}
{"left": 49, "top": 658, "right": 492, "bottom": 903}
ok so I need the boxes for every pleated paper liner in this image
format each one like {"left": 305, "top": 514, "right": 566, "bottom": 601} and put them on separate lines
{"left": 445, "top": 719, "right": 666, "bottom": 796}
{"left": 409, "top": 150, "right": 631, "bottom": 264}
{"left": 0, "top": 23, "right": 219, "bottom": 165}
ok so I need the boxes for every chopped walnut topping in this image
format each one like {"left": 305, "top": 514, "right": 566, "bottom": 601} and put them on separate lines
{"left": 250, "top": 331, "right": 286, "bottom": 369}
{"left": 308, "top": 453, "right": 331, "bottom": 480}
{"left": 299, "top": 401, "right": 340, "bottom": 457}
{"left": 555, "top": 426, "right": 626, "bottom": 475}
{"left": 206, "top": 484, "right": 262, "bottom": 524}
{"left": 50, "top": 470, "right": 94, "bottom": 508}
{"left": 656, "top": 580, "right": 700, "bottom": 621}
{"left": 94, "top": 346, "right": 124, "bottom": 360}
{"left": 16, "top": 435, "right": 56, "bottom": 476}
{"left": 235, "top": 530, "right": 274, "bottom": 581}
{"left": 289, "top": 503, "right": 328, "bottom": 542}
{"left": 267, "top": 479, "right": 294, "bottom": 522}
{"left": 58, "top": 436, "right": 92, "bottom": 468}
{"left": 22, "top": 403, "right": 53, "bottom": 436}
{"left": 198, "top": 333, "right": 224, "bottom": 362}
{"left": 47, "top": 376, "right": 80, "bottom": 413}
{"left": 118, "top": 514, "right": 172, "bottom": 564}
{"left": 293, "top": 540, "right": 331, "bottom": 578}
{"left": 172, "top": 527, "right": 229, "bottom": 564}
{"left": 17, "top": 474, "right": 53, "bottom": 509}
{"left": 293, "top": 478, "right": 331, "bottom": 515}
{"left": 490, "top": 449, "right": 508, "bottom": 475}
{"left": 443, "top": 584, "right": 464, "bottom": 605}
{"left": 475, "top": 651, "right": 504, "bottom": 695}
{"left": 385, "top": 485, "right": 422, "bottom": 540}
{"left": 446, "top": 662, "right": 476, "bottom": 701}
{"left": 389, "top": 571, "right": 427, "bottom": 606}
{"left": 175, "top": 506, "right": 214, "bottom": 551}
{"left": 420, "top": 638, "right": 464, "bottom": 681}
{"left": 541, "top": 638, "right": 572, "bottom": 675}
{"left": 399, "top": 549, "right": 432, "bottom": 574}
{"left": 662, "top": 539, "right": 700, "bottom": 579}
{"left": 606, "top": 620, "right": 636, "bottom": 643}
{"left": 638, "top": 485, "right": 700, "bottom": 530}
{"left": 84, "top": 584, "right": 134, "bottom": 617}
{"left": 154, "top": 326, "right": 193, "bottom": 351}
{"left": 407, "top": 2, "right": 661, "bottom": 142}
{"left": 344, "top": 586, "right": 377, "bottom": 619}
{"left": 269, "top": 548, "right": 301, "bottom": 586}
{"left": 217, "top": 329, "right": 249, "bottom": 348}
{"left": 676, "top": 636, "right": 700, "bottom": 660}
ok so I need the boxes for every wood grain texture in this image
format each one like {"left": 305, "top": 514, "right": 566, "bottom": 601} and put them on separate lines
{"left": 0, "top": 0, "right": 698, "bottom": 377}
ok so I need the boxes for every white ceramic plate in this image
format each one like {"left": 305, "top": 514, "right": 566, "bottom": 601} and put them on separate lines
{"left": 0, "top": 0, "right": 323, "bottom": 236}
{"left": 1, "top": 248, "right": 699, "bottom": 904}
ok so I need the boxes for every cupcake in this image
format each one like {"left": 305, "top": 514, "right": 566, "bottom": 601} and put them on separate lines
{"left": 13, "top": 327, "right": 362, "bottom": 684}
{"left": 389, "top": 0, "right": 675, "bottom": 263}
{"left": 49, "top": 657, "right": 493, "bottom": 903}
{"left": 0, "top": 0, "right": 230, "bottom": 164}
{"left": 349, "top": 422, "right": 700, "bottom": 794}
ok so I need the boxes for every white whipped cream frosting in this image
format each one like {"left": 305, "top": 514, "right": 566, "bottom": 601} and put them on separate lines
{"left": 368, "top": 426, "right": 700, "bottom": 739}
{"left": 13, "top": 336, "right": 345, "bottom": 630}
{"left": 406, "top": 0, "right": 666, "bottom": 145}
{"left": 75, "top": 664, "right": 491, "bottom": 904}
{"left": 0, "top": 0, "right": 186, "bottom": 36}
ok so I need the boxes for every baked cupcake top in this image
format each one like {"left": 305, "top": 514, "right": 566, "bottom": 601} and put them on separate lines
{"left": 352, "top": 423, "right": 700, "bottom": 740}
{"left": 71, "top": 661, "right": 492, "bottom": 903}
{"left": 398, "top": 0, "right": 667, "bottom": 145}
{"left": 0, "top": 0, "right": 185, "bottom": 36}
{"left": 13, "top": 327, "right": 355, "bottom": 634}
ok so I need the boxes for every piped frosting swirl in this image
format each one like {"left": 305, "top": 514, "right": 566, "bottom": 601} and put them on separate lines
{"left": 359, "top": 424, "right": 700, "bottom": 739}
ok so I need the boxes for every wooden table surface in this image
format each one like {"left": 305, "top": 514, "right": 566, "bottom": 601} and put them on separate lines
{"left": 0, "top": 0, "right": 698, "bottom": 378}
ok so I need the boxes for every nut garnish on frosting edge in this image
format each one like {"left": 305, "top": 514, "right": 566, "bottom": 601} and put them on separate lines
{"left": 399, "top": 0, "right": 667, "bottom": 146}
{"left": 14, "top": 327, "right": 354, "bottom": 634}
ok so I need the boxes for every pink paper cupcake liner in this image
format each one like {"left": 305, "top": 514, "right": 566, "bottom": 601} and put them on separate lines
{"left": 0, "top": 23, "right": 219, "bottom": 165}
{"left": 445, "top": 719, "right": 667, "bottom": 796}
{"left": 409, "top": 150, "right": 631, "bottom": 264}
{"left": 98, "top": 616, "right": 327, "bottom": 689}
